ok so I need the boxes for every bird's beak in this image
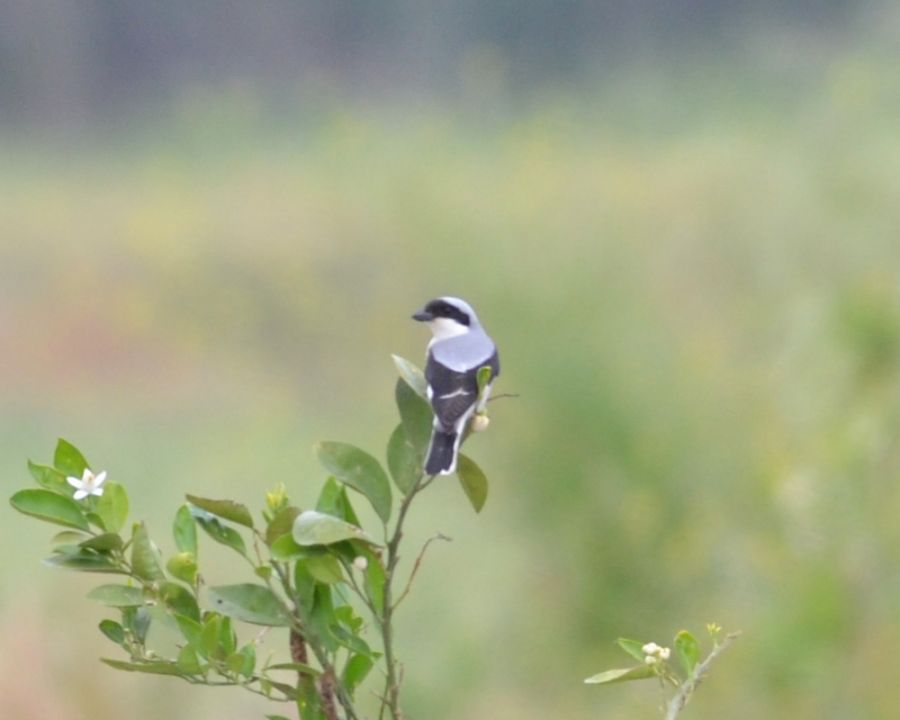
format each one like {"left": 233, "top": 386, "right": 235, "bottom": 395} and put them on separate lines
{"left": 412, "top": 310, "right": 433, "bottom": 322}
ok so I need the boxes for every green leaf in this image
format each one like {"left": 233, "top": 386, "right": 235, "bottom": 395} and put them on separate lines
{"left": 173, "top": 504, "right": 197, "bottom": 555}
{"left": 228, "top": 645, "right": 256, "bottom": 678}
{"left": 160, "top": 582, "right": 200, "bottom": 621}
{"left": 386, "top": 424, "right": 420, "bottom": 495}
{"left": 584, "top": 665, "right": 656, "bottom": 684}
{"left": 124, "top": 606, "right": 152, "bottom": 644}
{"left": 87, "top": 584, "right": 145, "bottom": 607}
{"left": 176, "top": 645, "right": 203, "bottom": 675}
{"left": 270, "top": 533, "right": 309, "bottom": 561}
{"left": 675, "top": 630, "right": 701, "bottom": 676}
{"left": 292, "top": 511, "right": 377, "bottom": 547}
{"left": 53, "top": 438, "right": 89, "bottom": 477}
{"left": 131, "top": 522, "right": 166, "bottom": 582}
{"left": 293, "top": 562, "right": 316, "bottom": 612}
{"left": 186, "top": 494, "right": 254, "bottom": 529}
{"left": 79, "top": 533, "right": 123, "bottom": 552}
{"left": 101, "top": 658, "right": 184, "bottom": 677}
{"left": 315, "top": 479, "right": 362, "bottom": 526}
{"left": 28, "top": 461, "right": 68, "bottom": 493}
{"left": 343, "top": 653, "right": 375, "bottom": 696}
{"left": 51, "top": 530, "right": 89, "bottom": 544}
{"left": 166, "top": 551, "right": 198, "bottom": 585}
{"left": 43, "top": 551, "right": 124, "bottom": 573}
{"left": 208, "top": 584, "right": 292, "bottom": 627}
{"left": 476, "top": 365, "right": 493, "bottom": 395}
{"left": 10, "top": 488, "right": 89, "bottom": 530}
{"left": 360, "top": 548, "right": 386, "bottom": 614}
{"left": 200, "top": 614, "right": 223, "bottom": 659}
{"left": 616, "top": 638, "right": 647, "bottom": 663}
{"left": 315, "top": 442, "right": 393, "bottom": 523}
{"left": 266, "top": 662, "right": 322, "bottom": 676}
{"left": 85, "top": 511, "right": 108, "bottom": 532}
{"left": 95, "top": 483, "right": 129, "bottom": 534}
{"left": 98, "top": 619, "right": 126, "bottom": 646}
{"left": 391, "top": 354, "right": 428, "bottom": 398}
{"left": 331, "top": 624, "right": 372, "bottom": 656}
{"left": 395, "top": 378, "right": 432, "bottom": 456}
{"left": 174, "top": 614, "right": 203, "bottom": 648}
{"left": 218, "top": 615, "right": 237, "bottom": 655}
{"left": 190, "top": 506, "right": 247, "bottom": 556}
{"left": 305, "top": 553, "right": 344, "bottom": 584}
{"left": 265, "top": 505, "right": 300, "bottom": 546}
{"left": 309, "top": 584, "right": 338, "bottom": 653}
{"left": 456, "top": 454, "right": 488, "bottom": 512}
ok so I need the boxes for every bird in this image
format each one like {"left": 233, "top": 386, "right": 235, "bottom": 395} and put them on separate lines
{"left": 412, "top": 296, "right": 500, "bottom": 475}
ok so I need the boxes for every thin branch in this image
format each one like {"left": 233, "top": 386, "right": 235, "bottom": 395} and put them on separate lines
{"left": 392, "top": 533, "right": 452, "bottom": 610}
{"left": 664, "top": 632, "right": 741, "bottom": 720}
{"left": 487, "top": 392, "right": 520, "bottom": 403}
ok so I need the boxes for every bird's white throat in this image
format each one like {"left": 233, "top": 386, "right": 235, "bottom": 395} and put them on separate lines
{"left": 427, "top": 317, "right": 470, "bottom": 343}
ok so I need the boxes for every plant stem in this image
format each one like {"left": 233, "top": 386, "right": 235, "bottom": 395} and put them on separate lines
{"left": 378, "top": 473, "right": 436, "bottom": 720}
{"left": 664, "top": 632, "right": 741, "bottom": 720}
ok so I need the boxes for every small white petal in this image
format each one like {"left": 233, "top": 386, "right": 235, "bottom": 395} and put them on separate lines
{"left": 91, "top": 486, "right": 105, "bottom": 497}
{"left": 82, "top": 468, "right": 95, "bottom": 483}
{"left": 67, "top": 476, "right": 83, "bottom": 489}
{"left": 73, "top": 489, "right": 89, "bottom": 500}
{"left": 94, "top": 471, "right": 108, "bottom": 486}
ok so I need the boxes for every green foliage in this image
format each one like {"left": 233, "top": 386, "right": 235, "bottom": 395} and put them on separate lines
{"left": 455, "top": 454, "right": 488, "bottom": 513}
{"left": 586, "top": 625, "right": 740, "bottom": 718}
{"left": 10, "top": 489, "right": 90, "bottom": 531}
{"left": 53, "top": 438, "right": 89, "bottom": 478}
{"left": 674, "top": 630, "right": 701, "bottom": 677}
{"left": 208, "top": 584, "right": 291, "bottom": 627}
{"left": 315, "top": 441, "right": 393, "bottom": 523}
{"left": 9, "top": 359, "right": 498, "bottom": 719}
{"left": 394, "top": 378, "right": 432, "bottom": 457}
{"left": 185, "top": 495, "right": 255, "bottom": 528}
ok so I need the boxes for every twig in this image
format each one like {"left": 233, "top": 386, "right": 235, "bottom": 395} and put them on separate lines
{"left": 664, "top": 632, "right": 741, "bottom": 720}
{"left": 392, "top": 533, "right": 452, "bottom": 610}
{"left": 487, "top": 392, "right": 519, "bottom": 403}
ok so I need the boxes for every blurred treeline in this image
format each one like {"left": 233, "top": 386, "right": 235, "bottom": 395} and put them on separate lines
{"left": 0, "top": 0, "right": 887, "bottom": 130}
{"left": 3, "top": 3, "right": 900, "bottom": 720}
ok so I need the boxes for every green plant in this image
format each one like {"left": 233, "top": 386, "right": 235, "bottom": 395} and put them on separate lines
{"left": 9, "top": 356, "right": 493, "bottom": 720}
{"left": 585, "top": 624, "right": 740, "bottom": 719}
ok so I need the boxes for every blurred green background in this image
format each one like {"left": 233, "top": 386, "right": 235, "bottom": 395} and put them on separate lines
{"left": 3, "top": 2, "right": 900, "bottom": 718}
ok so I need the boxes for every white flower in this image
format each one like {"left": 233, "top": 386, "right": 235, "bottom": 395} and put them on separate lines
{"left": 353, "top": 556, "right": 368, "bottom": 571}
{"left": 658, "top": 646, "right": 671, "bottom": 660}
{"left": 642, "top": 642, "right": 661, "bottom": 656}
{"left": 644, "top": 655, "right": 658, "bottom": 665}
{"left": 67, "top": 468, "right": 108, "bottom": 500}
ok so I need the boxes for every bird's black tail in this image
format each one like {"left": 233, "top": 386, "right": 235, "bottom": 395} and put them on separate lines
{"left": 425, "top": 429, "right": 459, "bottom": 475}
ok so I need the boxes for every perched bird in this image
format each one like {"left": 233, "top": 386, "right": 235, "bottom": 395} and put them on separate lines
{"left": 412, "top": 297, "right": 500, "bottom": 475}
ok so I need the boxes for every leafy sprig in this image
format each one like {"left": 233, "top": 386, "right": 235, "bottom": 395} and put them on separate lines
{"left": 9, "top": 356, "right": 495, "bottom": 720}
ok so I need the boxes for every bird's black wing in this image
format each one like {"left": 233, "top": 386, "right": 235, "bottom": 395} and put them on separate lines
{"left": 425, "top": 354, "right": 479, "bottom": 431}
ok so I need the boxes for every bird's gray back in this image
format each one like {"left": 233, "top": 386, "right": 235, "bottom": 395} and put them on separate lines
{"left": 430, "top": 328, "right": 496, "bottom": 372}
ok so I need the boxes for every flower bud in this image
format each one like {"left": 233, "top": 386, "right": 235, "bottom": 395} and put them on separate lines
{"left": 471, "top": 413, "right": 490, "bottom": 433}
{"left": 353, "top": 556, "right": 368, "bottom": 571}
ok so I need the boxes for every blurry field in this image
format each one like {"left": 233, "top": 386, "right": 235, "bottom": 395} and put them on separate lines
{"left": 3, "top": 54, "right": 900, "bottom": 720}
